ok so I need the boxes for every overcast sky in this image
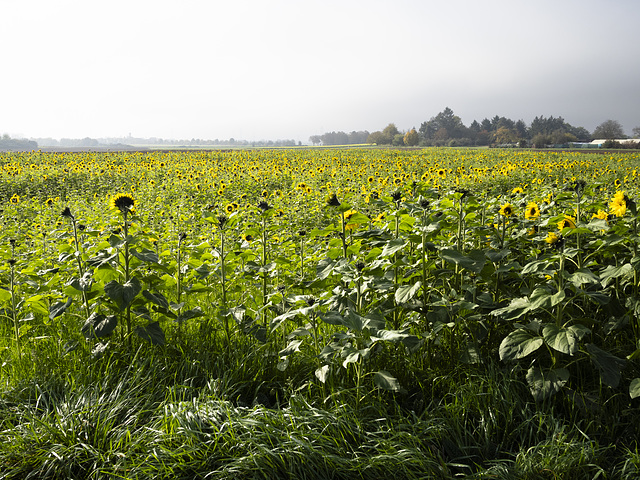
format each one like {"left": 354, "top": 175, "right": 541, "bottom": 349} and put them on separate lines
{"left": 3, "top": 0, "right": 639, "bottom": 141}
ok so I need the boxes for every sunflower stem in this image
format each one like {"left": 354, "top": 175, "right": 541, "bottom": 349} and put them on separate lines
{"left": 123, "top": 210, "right": 132, "bottom": 344}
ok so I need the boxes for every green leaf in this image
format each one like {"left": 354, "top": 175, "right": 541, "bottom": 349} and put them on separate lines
{"left": 485, "top": 249, "right": 511, "bottom": 263}
{"left": 279, "top": 339, "right": 303, "bottom": 356}
{"left": 49, "top": 297, "right": 73, "bottom": 320}
{"left": 542, "top": 324, "right": 582, "bottom": 355}
{"left": 600, "top": 263, "right": 633, "bottom": 287}
{"left": 528, "top": 287, "right": 565, "bottom": 310}
{"left": 25, "top": 295, "right": 49, "bottom": 316}
{"left": 585, "top": 343, "right": 626, "bottom": 388}
{"left": 104, "top": 277, "right": 142, "bottom": 311}
{"left": 68, "top": 271, "right": 94, "bottom": 292}
{"left": 395, "top": 281, "right": 422, "bottom": 303}
{"left": 440, "top": 249, "right": 486, "bottom": 274}
{"left": 177, "top": 307, "right": 204, "bottom": 323}
{"left": 630, "top": 378, "right": 640, "bottom": 399}
{"left": 130, "top": 248, "right": 160, "bottom": 263}
{"left": 315, "top": 365, "right": 330, "bottom": 383}
{"left": 381, "top": 239, "right": 407, "bottom": 257}
{"left": 374, "top": 370, "right": 401, "bottom": 391}
{"left": 81, "top": 312, "right": 118, "bottom": 339}
{"left": 526, "top": 366, "right": 569, "bottom": 402}
{"left": 0, "top": 288, "right": 11, "bottom": 304}
{"left": 499, "top": 328, "right": 543, "bottom": 361}
{"left": 135, "top": 321, "right": 165, "bottom": 345}
{"left": 567, "top": 268, "right": 600, "bottom": 287}
{"left": 142, "top": 290, "right": 169, "bottom": 309}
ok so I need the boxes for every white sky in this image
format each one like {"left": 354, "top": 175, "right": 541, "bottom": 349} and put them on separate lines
{"left": 3, "top": 0, "right": 639, "bottom": 141}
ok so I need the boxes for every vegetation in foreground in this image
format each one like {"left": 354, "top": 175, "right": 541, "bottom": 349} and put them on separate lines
{"left": 1, "top": 148, "right": 640, "bottom": 479}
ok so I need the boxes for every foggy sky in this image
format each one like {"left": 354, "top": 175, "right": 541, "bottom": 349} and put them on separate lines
{"left": 3, "top": 0, "right": 639, "bottom": 141}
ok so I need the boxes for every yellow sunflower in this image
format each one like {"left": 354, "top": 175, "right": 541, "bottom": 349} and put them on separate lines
{"left": 524, "top": 202, "right": 540, "bottom": 220}
{"left": 109, "top": 193, "right": 135, "bottom": 213}
{"left": 545, "top": 232, "right": 560, "bottom": 244}
{"left": 609, "top": 191, "right": 626, "bottom": 217}
{"left": 499, "top": 203, "right": 515, "bottom": 217}
{"left": 557, "top": 215, "right": 576, "bottom": 231}
{"left": 592, "top": 209, "right": 608, "bottom": 220}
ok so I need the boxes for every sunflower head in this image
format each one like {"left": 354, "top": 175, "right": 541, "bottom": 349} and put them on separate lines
{"left": 545, "top": 232, "right": 564, "bottom": 250}
{"left": 557, "top": 215, "right": 576, "bottom": 231}
{"left": 257, "top": 200, "right": 272, "bottom": 212}
{"left": 499, "top": 203, "right": 514, "bottom": 217}
{"left": 609, "top": 191, "right": 630, "bottom": 217}
{"left": 110, "top": 193, "right": 135, "bottom": 214}
{"left": 592, "top": 209, "right": 608, "bottom": 221}
{"left": 524, "top": 202, "right": 540, "bottom": 220}
{"left": 61, "top": 207, "right": 74, "bottom": 219}
{"left": 326, "top": 193, "right": 341, "bottom": 207}
{"left": 511, "top": 186, "right": 524, "bottom": 195}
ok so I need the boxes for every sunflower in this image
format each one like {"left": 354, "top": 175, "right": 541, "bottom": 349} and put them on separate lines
{"left": 511, "top": 186, "right": 524, "bottom": 195}
{"left": 499, "top": 203, "right": 514, "bottom": 217}
{"left": 592, "top": 209, "right": 608, "bottom": 220}
{"left": 341, "top": 209, "right": 359, "bottom": 230}
{"left": 609, "top": 191, "right": 627, "bottom": 217}
{"left": 9, "top": 194, "right": 19, "bottom": 204}
{"left": 326, "top": 193, "right": 341, "bottom": 207}
{"left": 224, "top": 203, "right": 236, "bottom": 214}
{"left": 524, "top": 202, "right": 540, "bottom": 220}
{"left": 557, "top": 215, "right": 576, "bottom": 231}
{"left": 437, "top": 169, "right": 446, "bottom": 179}
{"left": 109, "top": 193, "right": 135, "bottom": 213}
{"left": 545, "top": 232, "right": 560, "bottom": 244}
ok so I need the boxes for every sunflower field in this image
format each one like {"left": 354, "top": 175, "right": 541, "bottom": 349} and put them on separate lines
{"left": 2, "top": 147, "right": 640, "bottom": 478}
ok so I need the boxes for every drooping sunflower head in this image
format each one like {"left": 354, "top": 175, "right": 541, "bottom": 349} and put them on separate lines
{"left": 60, "top": 207, "right": 74, "bottom": 219}
{"left": 545, "top": 232, "right": 564, "bottom": 250}
{"left": 557, "top": 215, "right": 576, "bottom": 231}
{"left": 109, "top": 193, "right": 135, "bottom": 214}
{"left": 257, "top": 200, "right": 272, "bottom": 212}
{"left": 524, "top": 202, "right": 540, "bottom": 220}
{"left": 511, "top": 186, "right": 524, "bottom": 195}
{"left": 326, "top": 193, "right": 341, "bottom": 207}
{"left": 499, "top": 203, "right": 514, "bottom": 217}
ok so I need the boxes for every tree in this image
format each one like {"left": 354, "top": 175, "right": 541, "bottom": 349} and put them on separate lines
{"left": 382, "top": 123, "right": 400, "bottom": 138}
{"left": 592, "top": 119, "right": 625, "bottom": 139}
{"left": 633, "top": 126, "right": 640, "bottom": 139}
{"left": 366, "top": 131, "right": 390, "bottom": 145}
{"left": 403, "top": 128, "right": 419, "bottom": 146}
{"left": 494, "top": 127, "right": 519, "bottom": 144}
{"left": 419, "top": 107, "right": 467, "bottom": 142}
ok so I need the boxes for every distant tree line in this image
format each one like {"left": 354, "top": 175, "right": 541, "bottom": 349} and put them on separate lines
{"left": 32, "top": 136, "right": 302, "bottom": 148}
{"left": 0, "top": 134, "right": 37, "bottom": 151}
{"left": 308, "top": 131, "right": 370, "bottom": 146}
{"left": 310, "top": 108, "right": 640, "bottom": 148}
